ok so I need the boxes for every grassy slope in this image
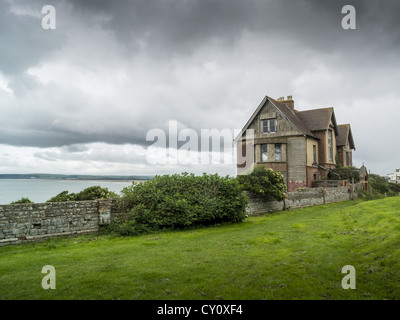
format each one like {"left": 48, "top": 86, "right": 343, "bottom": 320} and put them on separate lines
{"left": 0, "top": 197, "right": 400, "bottom": 300}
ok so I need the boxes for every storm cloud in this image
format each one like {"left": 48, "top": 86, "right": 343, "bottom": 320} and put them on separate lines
{"left": 0, "top": 0, "right": 400, "bottom": 176}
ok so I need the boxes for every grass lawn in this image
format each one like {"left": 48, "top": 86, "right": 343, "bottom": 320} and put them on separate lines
{"left": 1, "top": 197, "right": 400, "bottom": 300}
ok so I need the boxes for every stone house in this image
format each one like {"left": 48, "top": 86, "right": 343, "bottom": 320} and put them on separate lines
{"left": 235, "top": 95, "right": 356, "bottom": 192}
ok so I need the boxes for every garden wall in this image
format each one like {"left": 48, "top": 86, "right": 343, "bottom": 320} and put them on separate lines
{"left": 246, "top": 184, "right": 361, "bottom": 215}
{"left": 0, "top": 199, "right": 116, "bottom": 246}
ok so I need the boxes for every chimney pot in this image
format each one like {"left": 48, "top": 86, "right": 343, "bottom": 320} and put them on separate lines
{"left": 283, "top": 95, "right": 295, "bottom": 112}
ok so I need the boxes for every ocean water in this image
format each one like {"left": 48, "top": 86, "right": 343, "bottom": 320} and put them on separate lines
{"left": 0, "top": 179, "right": 138, "bottom": 205}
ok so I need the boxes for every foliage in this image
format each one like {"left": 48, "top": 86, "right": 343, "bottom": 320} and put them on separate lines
{"left": 358, "top": 189, "right": 384, "bottom": 201}
{"left": 112, "top": 172, "right": 248, "bottom": 235}
{"left": 10, "top": 197, "right": 33, "bottom": 204}
{"left": 327, "top": 166, "right": 360, "bottom": 181}
{"left": 389, "top": 182, "right": 400, "bottom": 193}
{"left": 359, "top": 174, "right": 400, "bottom": 200}
{"left": 335, "top": 154, "right": 341, "bottom": 168}
{"left": 236, "top": 165, "right": 286, "bottom": 201}
{"left": 47, "top": 190, "right": 76, "bottom": 202}
{"left": 47, "top": 186, "right": 119, "bottom": 202}
{"left": 74, "top": 186, "right": 119, "bottom": 201}
{"left": 368, "top": 174, "right": 389, "bottom": 194}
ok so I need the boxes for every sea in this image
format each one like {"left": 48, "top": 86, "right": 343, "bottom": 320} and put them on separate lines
{"left": 0, "top": 179, "right": 140, "bottom": 205}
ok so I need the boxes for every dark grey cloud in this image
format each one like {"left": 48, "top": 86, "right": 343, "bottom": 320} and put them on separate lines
{"left": 66, "top": 0, "right": 400, "bottom": 57}
{"left": 1, "top": 0, "right": 400, "bottom": 176}
{"left": 0, "top": 0, "right": 65, "bottom": 76}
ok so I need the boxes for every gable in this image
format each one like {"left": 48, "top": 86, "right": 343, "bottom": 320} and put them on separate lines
{"left": 337, "top": 124, "right": 356, "bottom": 150}
{"left": 234, "top": 96, "right": 317, "bottom": 142}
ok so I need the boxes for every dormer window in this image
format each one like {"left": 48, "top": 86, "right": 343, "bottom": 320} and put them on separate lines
{"left": 262, "top": 119, "right": 276, "bottom": 133}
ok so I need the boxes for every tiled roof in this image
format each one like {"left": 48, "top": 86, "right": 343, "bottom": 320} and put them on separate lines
{"left": 235, "top": 96, "right": 343, "bottom": 142}
{"left": 336, "top": 124, "right": 349, "bottom": 146}
{"left": 296, "top": 108, "right": 336, "bottom": 132}
{"left": 336, "top": 124, "right": 355, "bottom": 150}
{"left": 267, "top": 97, "right": 317, "bottom": 139}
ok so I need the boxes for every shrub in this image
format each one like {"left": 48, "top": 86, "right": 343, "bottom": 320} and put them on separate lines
{"left": 389, "top": 183, "right": 400, "bottom": 194}
{"left": 358, "top": 189, "right": 384, "bottom": 201}
{"left": 236, "top": 166, "right": 286, "bottom": 201}
{"left": 47, "top": 186, "right": 118, "bottom": 202}
{"left": 368, "top": 174, "right": 389, "bottom": 194}
{"left": 359, "top": 175, "right": 400, "bottom": 200}
{"left": 47, "top": 190, "right": 76, "bottom": 202}
{"left": 11, "top": 197, "right": 33, "bottom": 204}
{"left": 74, "top": 186, "right": 119, "bottom": 201}
{"left": 327, "top": 166, "right": 360, "bottom": 181}
{"left": 112, "top": 173, "right": 248, "bottom": 235}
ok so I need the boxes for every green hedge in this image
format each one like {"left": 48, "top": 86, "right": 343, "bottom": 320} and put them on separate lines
{"left": 236, "top": 166, "right": 286, "bottom": 201}
{"left": 112, "top": 173, "right": 248, "bottom": 235}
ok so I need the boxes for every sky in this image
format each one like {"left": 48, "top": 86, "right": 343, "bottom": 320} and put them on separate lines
{"left": 0, "top": 0, "right": 399, "bottom": 177}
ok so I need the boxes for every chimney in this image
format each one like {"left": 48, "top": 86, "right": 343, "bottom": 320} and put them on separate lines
{"left": 282, "top": 95, "right": 295, "bottom": 112}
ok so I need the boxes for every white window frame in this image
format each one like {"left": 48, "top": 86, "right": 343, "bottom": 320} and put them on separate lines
{"left": 275, "top": 144, "right": 282, "bottom": 161}
{"left": 262, "top": 119, "right": 277, "bottom": 134}
{"left": 328, "top": 130, "right": 333, "bottom": 162}
{"left": 261, "top": 144, "right": 268, "bottom": 161}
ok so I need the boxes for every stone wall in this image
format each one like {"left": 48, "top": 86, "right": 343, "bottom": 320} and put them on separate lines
{"left": 246, "top": 184, "right": 360, "bottom": 216}
{"left": 0, "top": 199, "right": 116, "bottom": 246}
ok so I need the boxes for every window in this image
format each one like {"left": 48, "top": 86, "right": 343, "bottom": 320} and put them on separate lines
{"left": 275, "top": 144, "right": 282, "bottom": 161}
{"left": 261, "top": 144, "right": 268, "bottom": 161}
{"left": 313, "top": 145, "right": 317, "bottom": 164}
{"left": 346, "top": 152, "right": 350, "bottom": 166}
{"left": 262, "top": 119, "right": 276, "bottom": 134}
{"left": 328, "top": 130, "right": 333, "bottom": 162}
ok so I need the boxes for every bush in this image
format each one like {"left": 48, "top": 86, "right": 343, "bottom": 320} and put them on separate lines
{"left": 236, "top": 166, "right": 286, "bottom": 201}
{"left": 47, "top": 186, "right": 119, "bottom": 202}
{"left": 358, "top": 189, "right": 384, "bottom": 201}
{"left": 74, "top": 186, "right": 119, "bottom": 201}
{"left": 47, "top": 190, "right": 76, "bottom": 202}
{"left": 327, "top": 166, "right": 360, "bottom": 181}
{"left": 112, "top": 173, "right": 248, "bottom": 235}
{"left": 11, "top": 197, "right": 33, "bottom": 204}
{"left": 368, "top": 174, "right": 389, "bottom": 194}
{"left": 359, "top": 174, "right": 400, "bottom": 200}
{"left": 389, "top": 183, "right": 400, "bottom": 194}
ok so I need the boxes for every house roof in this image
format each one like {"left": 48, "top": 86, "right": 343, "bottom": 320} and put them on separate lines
{"left": 336, "top": 124, "right": 356, "bottom": 150}
{"left": 296, "top": 108, "right": 338, "bottom": 135}
{"left": 234, "top": 96, "right": 318, "bottom": 141}
{"left": 268, "top": 97, "right": 318, "bottom": 139}
{"left": 235, "top": 95, "right": 353, "bottom": 146}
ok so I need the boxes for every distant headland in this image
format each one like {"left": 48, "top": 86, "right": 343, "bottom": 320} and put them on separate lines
{"left": 0, "top": 174, "right": 153, "bottom": 181}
